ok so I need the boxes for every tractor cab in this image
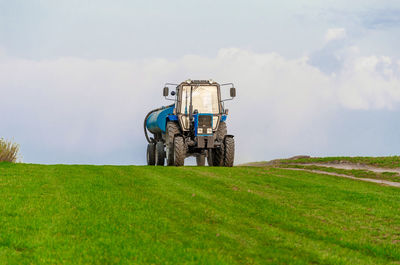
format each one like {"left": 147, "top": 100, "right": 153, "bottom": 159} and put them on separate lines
{"left": 176, "top": 80, "right": 221, "bottom": 135}
{"left": 164, "top": 80, "right": 235, "bottom": 135}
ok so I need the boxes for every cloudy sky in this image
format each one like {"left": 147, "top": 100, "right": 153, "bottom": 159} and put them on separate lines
{"left": 1, "top": 0, "right": 400, "bottom": 165}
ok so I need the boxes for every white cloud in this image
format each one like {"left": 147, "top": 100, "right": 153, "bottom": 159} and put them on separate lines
{"left": 337, "top": 54, "right": 400, "bottom": 109}
{"left": 325, "top": 28, "right": 347, "bottom": 42}
{"left": 1, "top": 48, "right": 400, "bottom": 164}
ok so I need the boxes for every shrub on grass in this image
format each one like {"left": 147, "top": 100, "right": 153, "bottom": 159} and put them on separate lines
{"left": 0, "top": 138, "right": 20, "bottom": 162}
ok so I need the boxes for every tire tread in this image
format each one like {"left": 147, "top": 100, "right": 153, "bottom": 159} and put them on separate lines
{"left": 223, "top": 137, "right": 235, "bottom": 167}
{"left": 174, "top": 136, "right": 185, "bottom": 166}
{"left": 147, "top": 143, "right": 156, "bottom": 165}
{"left": 166, "top": 122, "right": 180, "bottom": 166}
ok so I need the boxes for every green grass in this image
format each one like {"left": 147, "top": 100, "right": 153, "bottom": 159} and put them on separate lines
{"left": 0, "top": 163, "right": 400, "bottom": 264}
{"left": 278, "top": 156, "right": 400, "bottom": 168}
{"left": 279, "top": 164, "right": 400, "bottom": 182}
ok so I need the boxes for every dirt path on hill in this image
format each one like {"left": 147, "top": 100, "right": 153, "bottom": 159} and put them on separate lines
{"left": 241, "top": 158, "right": 400, "bottom": 187}
{"left": 301, "top": 163, "right": 400, "bottom": 174}
{"left": 282, "top": 168, "right": 400, "bottom": 188}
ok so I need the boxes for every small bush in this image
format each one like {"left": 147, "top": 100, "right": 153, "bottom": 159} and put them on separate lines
{"left": 0, "top": 138, "right": 20, "bottom": 163}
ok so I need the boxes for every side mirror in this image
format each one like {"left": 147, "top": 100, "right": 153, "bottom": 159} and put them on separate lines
{"left": 230, "top": 87, "right": 236, "bottom": 98}
{"left": 224, "top": 109, "right": 229, "bottom": 115}
{"left": 163, "top": 87, "right": 169, "bottom": 97}
{"left": 171, "top": 91, "right": 176, "bottom": 96}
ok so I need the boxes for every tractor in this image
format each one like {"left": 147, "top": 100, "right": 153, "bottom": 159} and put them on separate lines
{"left": 144, "top": 79, "right": 236, "bottom": 166}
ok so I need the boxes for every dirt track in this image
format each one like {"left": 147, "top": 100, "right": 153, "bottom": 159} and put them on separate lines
{"left": 242, "top": 160, "right": 400, "bottom": 188}
{"left": 282, "top": 167, "right": 400, "bottom": 188}
{"left": 301, "top": 163, "right": 400, "bottom": 174}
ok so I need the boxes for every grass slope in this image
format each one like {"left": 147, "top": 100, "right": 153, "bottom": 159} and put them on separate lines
{"left": 0, "top": 163, "right": 399, "bottom": 264}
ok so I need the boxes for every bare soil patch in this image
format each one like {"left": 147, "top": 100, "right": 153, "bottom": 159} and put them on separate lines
{"left": 283, "top": 168, "right": 400, "bottom": 188}
{"left": 242, "top": 156, "right": 400, "bottom": 188}
{"left": 301, "top": 162, "right": 400, "bottom": 174}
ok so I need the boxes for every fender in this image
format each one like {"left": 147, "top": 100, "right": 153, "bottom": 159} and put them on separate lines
{"left": 224, "top": 134, "right": 234, "bottom": 139}
{"left": 167, "top": 114, "right": 179, "bottom": 121}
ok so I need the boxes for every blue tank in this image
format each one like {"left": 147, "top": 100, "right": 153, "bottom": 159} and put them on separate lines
{"left": 146, "top": 105, "right": 175, "bottom": 134}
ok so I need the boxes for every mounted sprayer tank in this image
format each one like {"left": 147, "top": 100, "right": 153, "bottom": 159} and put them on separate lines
{"left": 144, "top": 79, "right": 236, "bottom": 167}
{"left": 145, "top": 106, "right": 175, "bottom": 135}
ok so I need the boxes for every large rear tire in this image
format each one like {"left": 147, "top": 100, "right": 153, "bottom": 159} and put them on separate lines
{"left": 173, "top": 136, "right": 185, "bottom": 166}
{"left": 147, "top": 143, "right": 155, "bottom": 165}
{"left": 223, "top": 137, "right": 235, "bottom": 167}
{"left": 166, "top": 122, "right": 180, "bottom": 166}
{"left": 155, "top": 141, "right": 165, "bottom": 166}
{"left": 196, "top": 154, "right": 206, "bottom": 166}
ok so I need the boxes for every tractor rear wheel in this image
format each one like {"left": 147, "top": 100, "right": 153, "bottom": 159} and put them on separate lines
{"left": 146, "top": 143, "right": 156, "bottom": 165}
{"left": 173, "top": 136, "right": 185, "bottom": 166}
{"left": 196, "top": 154, "right": 206, "bottom": 166}
{"left": 223, "top": 137, "right": 235, "bottom": 167}
{"left": 155, "top": 141, "right": 165, "bottom": 166}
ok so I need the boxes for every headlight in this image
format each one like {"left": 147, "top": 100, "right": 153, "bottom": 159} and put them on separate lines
{"left": 207, "top": 128, "right": 212, "bottom": 134}
{"left": 198, "top": 128, "right": 203, "bottom": 134}
{"left": 212, "top": 116, "right": 219, "bottom": 130}
{"left": 180, "top": 116, "right": 189, "bottom": 130}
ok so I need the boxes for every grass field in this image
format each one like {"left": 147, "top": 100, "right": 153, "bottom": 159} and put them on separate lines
{"left": 0, "top": 163, "right": 399, "bottom": 264}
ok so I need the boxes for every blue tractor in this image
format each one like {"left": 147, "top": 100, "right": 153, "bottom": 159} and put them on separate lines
{"left": 144, "top": 79, "right": 236, "bottom": 166}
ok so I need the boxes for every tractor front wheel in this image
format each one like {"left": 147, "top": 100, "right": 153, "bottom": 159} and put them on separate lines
{"left": 173, "top": 136, "right": 185, "bottom": 166}
{"left": 207, "top": 149, "right": 213, "bottom": 166}
{"left": 212, "top": 145, "right": 224, "bottom": 166}
{"left": 146, "top": 143, "right": 156, "bottom": 165}
{"left": 196, "top": 154, "right": 206, "bottom": 166}
{"left": 223, "top": 137, "right": 235, "bottom": 167}
{"left": 210, "top": 121, "right": 227, "bottom": 166}
{"left": 166, "top": 122, "right": 180, "bottom": 166}
{"left": 166, "top": 143, "right": 174, "bottom": 166}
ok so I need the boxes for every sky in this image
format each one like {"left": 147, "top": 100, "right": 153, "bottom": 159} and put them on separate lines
{"left": 1, "top": 0, "right": 400, "bottom": 165}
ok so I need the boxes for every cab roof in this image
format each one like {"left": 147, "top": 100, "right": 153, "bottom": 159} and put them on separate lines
{"left": 180, "top": 79, "right": 218, "bottom": 85}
